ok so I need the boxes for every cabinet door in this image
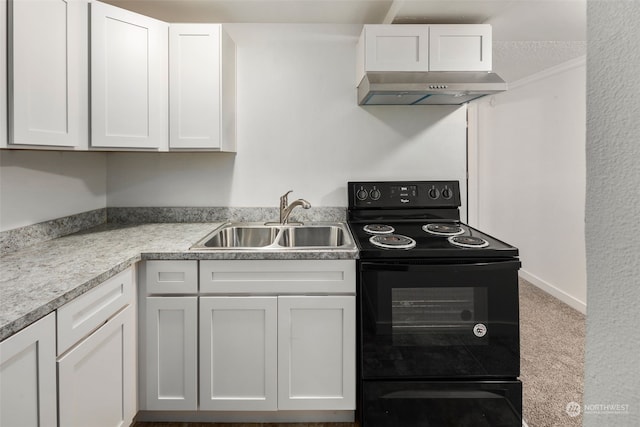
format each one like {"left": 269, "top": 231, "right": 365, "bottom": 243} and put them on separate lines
{"left": 429, "top": 25, "right": 492, "bottom": 71}
{"left": 8, "top": 0, "right": 87, "bottom": 148}
{"left": 90, "top": 1, "right": 168, "bottom": 149}
{"left": 0, "top": 313, "right": 57, "bottom": 427}
{"left": 144, "top": 297, "right": 198, "bottom": 410}
{"left": 169, "top": 24, "right": 221, "bottom": 149}
{"left": 277, "top": 296, "right": 356, "bottom": 410}
{"left": 200, "top": 296, "right": 278, "bottom": 411}
{"left": 362, "top": 25, "right": 429, "bottom": 73}
{"left": 58, "top": 305, "right": 136, "bottom": 427}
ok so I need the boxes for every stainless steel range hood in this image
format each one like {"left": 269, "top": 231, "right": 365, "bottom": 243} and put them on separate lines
{"left": 357, "top": 71, "right": 507, "bottom": 105}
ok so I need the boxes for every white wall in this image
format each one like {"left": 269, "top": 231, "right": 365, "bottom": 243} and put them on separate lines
{"left": 584, "top": 2, "right": 640, "bottom": 425}
{"left": 469, "top": 57, "right": 587, "bottom": 313}
{"left": 0, "top": 151, "right": 107, "bottom": 231}
{"left": 106, "top": 24, "right": 468, "bottom": 218}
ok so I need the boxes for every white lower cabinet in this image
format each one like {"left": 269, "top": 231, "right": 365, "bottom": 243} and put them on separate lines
{"left": 0, "top": 313, "right": 57, "bottom": 427}
{"left": 56, "top": 267, "right": 137, "bottom": 427}
{"left": 277, "top": 296, "right": 356, "bottom": 410}
{"left": 199, "top": 296, "right": 278, "bottom": 411}
{"left": 144, "top": 297, "right": 198, "bottom": 410}
{"left": 140, "top": 259, "right": 356, "bottom": 417}
{"left": 58, "top": 306, "right": 136, "bottom": 427}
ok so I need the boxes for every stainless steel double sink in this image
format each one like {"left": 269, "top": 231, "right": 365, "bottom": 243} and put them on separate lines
{"left": 190, "top": 222, "right": 355, "bottom": 251}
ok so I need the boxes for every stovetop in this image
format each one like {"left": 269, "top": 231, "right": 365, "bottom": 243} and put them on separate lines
{"left": 347, "top": 180, "right": 519, "bottom": 260}
{"left": 348, "top": 220, "right": 519, "bottom": 259}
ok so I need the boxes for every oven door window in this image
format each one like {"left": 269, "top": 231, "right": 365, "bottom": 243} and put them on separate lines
{"left": 390, "top": 287, "right": 487, "bottom": 347}
{"left": 360, "top": 261, "right": 520, "bottom": 379}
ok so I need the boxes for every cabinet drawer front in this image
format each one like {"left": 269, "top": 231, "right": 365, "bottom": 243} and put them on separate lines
{"left": 144, "top": 260, "right": 198, "bottom": 294}
{"left": 200, "top": 260, "right": 356, "bottom": 294}
{"left": 57, "top": 268, "right": 134, "bottom": 355}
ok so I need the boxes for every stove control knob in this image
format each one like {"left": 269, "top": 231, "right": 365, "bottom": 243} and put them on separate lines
{"left": 442, "top": 188, "right": 452, "bottom": 199}
{"left": 370, "top": 188, "right": 381, "bottom": 200}
{"left": 428, "top": 187, "right": 440, "bottom": 199}
{"left": 356, "top": 188, "right": 368, "bottom": 201}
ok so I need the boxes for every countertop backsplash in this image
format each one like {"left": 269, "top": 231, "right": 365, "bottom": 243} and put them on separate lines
{"left": 0, "top": 206, "right": 347, "bottom": 256}
{"left": 106, "top": 206, "right": 347, "bottom": 224}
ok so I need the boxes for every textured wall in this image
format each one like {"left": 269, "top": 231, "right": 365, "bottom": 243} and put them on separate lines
{"left": 584, "top": 1, "right": 640, "bottom": 425}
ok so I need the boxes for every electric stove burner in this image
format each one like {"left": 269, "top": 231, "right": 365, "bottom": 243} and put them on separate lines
{"left": 423, "top": 223, "right": 465, "bottom": 237}
{"left": 369, "top": 234, "right": 416, "bottom": 250}
{"left": 448, "top": 235, "right": 489, "bottom": 248}
{"left": 363, "top": 224, "right": 395, "bottom": 235}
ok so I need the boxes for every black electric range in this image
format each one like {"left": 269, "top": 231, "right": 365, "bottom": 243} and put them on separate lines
{"left": 348, "top": 181, "right": 522, "bottom": 427}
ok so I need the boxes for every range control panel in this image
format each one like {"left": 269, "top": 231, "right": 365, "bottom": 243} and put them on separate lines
{"left": 349, "top": 181, "right": 461, "bottom": 209}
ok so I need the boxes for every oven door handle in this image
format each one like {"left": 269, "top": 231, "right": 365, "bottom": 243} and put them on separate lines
{"left": 360, "top": 260, "right": 521, "bottom": 272}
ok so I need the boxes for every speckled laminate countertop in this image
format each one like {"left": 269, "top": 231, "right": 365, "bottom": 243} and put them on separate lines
{"left": 0, "top": 222, "right": 358, "bottom": 341}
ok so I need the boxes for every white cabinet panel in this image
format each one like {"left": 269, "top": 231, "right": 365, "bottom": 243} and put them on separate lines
{"left": 0, "top": 313, "right": 57, "bottom": 427}
{"left": 169, "top": 24, "right": 235, "bottom": 151}
{"left": 1, "top": 0, "right": 7, "bottom": 146}
{"left": 8, "top": 0, "right": 87, "bottom": 148}
{"left": 90, "top": 1, "right": 168, "bottom": 149}
{"left": 277, "top": 296, "right": 356, "bottom": 410}
{"left": 200, "top": 297, "right": 278, "bottom": 411}
{"left": 144, "top": 260, "right": 199, "bottom": 294}
{"left": 362, "top": 25, "right": 429, "bottom": 72}
{"left": 58, "top": 305, "right": 136, "bottom": 427}
{"left": 200, "top": 260, "right": 355, "bottom": 294}
{"left": 429, "top": 25, "right": 492, "bottom": 71}
{"left": 144, "top": 296, "right": 198, "bottom": 410}
{"left": 57, "top": 268, "right": 133, "bottom": 355}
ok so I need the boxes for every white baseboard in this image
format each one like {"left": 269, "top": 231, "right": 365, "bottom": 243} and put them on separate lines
{"left": 519, "top": 270, "right": 586, "bottom": 314}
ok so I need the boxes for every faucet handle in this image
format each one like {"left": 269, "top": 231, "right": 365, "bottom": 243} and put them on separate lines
{"left": 280, "top": 190, "right": 293, "bottom": 207}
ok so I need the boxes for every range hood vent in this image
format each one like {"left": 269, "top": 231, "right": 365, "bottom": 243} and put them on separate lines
{"left": 358, "top": 71, "right": 507, "bottom": 106}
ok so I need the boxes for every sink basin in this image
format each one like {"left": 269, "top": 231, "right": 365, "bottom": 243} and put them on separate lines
{"left": 277, "top": 226, "right": 346, "bottom": 247}
{"left": 190, "top": 222, "right": 355, "bottom": 251}
{"left": 201, "top": 225, "right": 279, "bottom": 248}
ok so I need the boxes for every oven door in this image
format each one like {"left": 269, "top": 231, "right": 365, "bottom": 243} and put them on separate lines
{"left": 359, "top": 260, "right": 520, "bottom": 379}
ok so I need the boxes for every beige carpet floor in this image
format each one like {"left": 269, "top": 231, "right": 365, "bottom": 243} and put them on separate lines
{"left": 519, "top": 278, "right": 585, "bottom": 427}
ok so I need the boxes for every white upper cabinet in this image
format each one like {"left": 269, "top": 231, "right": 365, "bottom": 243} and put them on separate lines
{"left": 357, "top": 25, "right": 429, "bottom": 77}
{"left": 429, "top": 25, "right": 492, "bottom": 71}
{"left": 357, "top": 24, "right": 493, "bottom": 84}
{"left": 90, "top": 1, "right": 168, "bottom": 150}
{"left": 169, "top": 24, "right": 236, "bottom": 151}
{"left": 7, "top": 0, "right": 88, "bottom": 149}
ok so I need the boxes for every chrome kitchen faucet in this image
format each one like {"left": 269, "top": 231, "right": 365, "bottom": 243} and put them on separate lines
{"left": 279, "top": 190, "right": 311, "bottom": 224}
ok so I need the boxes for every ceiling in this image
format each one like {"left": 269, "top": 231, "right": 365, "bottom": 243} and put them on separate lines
{"left": 101, "top": 0, "right": 586, "bottom": 82}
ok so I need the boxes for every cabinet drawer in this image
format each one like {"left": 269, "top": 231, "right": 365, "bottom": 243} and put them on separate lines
{"left": 200, "top": 260, "right": 356, "bottom": 294}
{"left": 57, "top": 268, "right": 133, "bottom": 356}
{"left": 144, "top": 260, "right": 198, "bottom": 294}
